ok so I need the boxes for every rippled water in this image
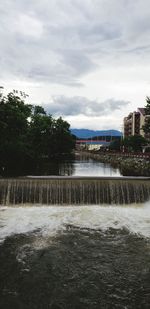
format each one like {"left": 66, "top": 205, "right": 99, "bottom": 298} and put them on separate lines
{"left": 0, "top": 153, "right": 149, "bottom": 308}
{"left": 28, "top": 153, "right": 122, "bottom": 177}
{"left": 70, "top": 159, "right": 121, "bottom": 177}
{"left": 0, "top": 203, "right": 150, "bottom": 242}
{"left": 0, "top": 203, "right": 150, "bottom": 308}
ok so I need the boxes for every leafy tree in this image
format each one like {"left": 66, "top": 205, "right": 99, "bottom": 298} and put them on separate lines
{"left": 50, "top": 117, "right": 75, "bottom": 156}
{"left": 144, "top": 96, "right": 150, "bottom": 114}
{"left": 28, "top": 107, "right": 54, "bottom": 160}
{"left": 0, "top": 93, "right": 32, "bottom": 174}
{"left": 28, "top": 113, "right": 75, "bottom": 159}
{"left": 109, "top": 139, "right": 121, "bottom": 151}
{"left": 142, "top": 97, "right": 150, "bottom": 135}
{"left": 123, "top": 135, "right": 147, "bottom": 152}
{"left": 33, "top": 105, "right": 46, "bottom": 115}
{"left": 0, "top": 93, "right": 75, "bottom": 176}
{"left": 143, "top": 119, "right": 150, "bottom": 134}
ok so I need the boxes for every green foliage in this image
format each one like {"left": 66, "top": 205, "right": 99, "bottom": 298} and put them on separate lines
{"left": 142, "top": 118, "right": 150, "bottom": 134}
{"left": 0, "top": 93, "right": 75, "bottom": 176}
{"left": 0, "top": 93, "right": 32, "bottom": 173}
{"left": 49, "top": 117, "right": 75, "bottom": 156}
{"left": 145, "top": 97, "right": 150, "bottom": 115}
{"left": 33, "top": 105, "right": 46, "bottom": 115}
{"left": 109, "top": 139, "right": 121, "bottom": 151}
{"left": 123, "top": 135, "right": 147, "bottom": 152}
{"left": 142, "top": 97, "right": 150, "bottom": 135}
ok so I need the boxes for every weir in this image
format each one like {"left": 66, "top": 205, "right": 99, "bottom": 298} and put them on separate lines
{"left": 0, "top": 177, "right": 150, "bottom": 205}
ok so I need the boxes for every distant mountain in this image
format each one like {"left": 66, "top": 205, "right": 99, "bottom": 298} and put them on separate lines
{"left": 71, "top": 129, "right": 122, "bottom": 139}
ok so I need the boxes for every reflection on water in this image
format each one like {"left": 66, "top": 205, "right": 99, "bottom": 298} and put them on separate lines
{"left": 0, "top": 153, "right": 149, "bottom": 308}
{"left": 71, "top": 160, "right": 120, "bottom": 176}
{"left": 34, "top": 153, "right": 121, "bottom": 177}
{"left": 1, "top": 152, "right": 121, "bottom": 177}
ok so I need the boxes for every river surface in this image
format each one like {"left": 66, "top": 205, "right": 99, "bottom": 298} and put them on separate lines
{"left": 33, "top": 153, "right": 121, "bottom": 177}
{"left": 0, "top": 155, "right": 150, "bottom": 308}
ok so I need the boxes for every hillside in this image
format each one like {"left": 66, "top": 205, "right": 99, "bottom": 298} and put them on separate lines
{"left": 71, "top": 129, "right": 122, "bottom": 139}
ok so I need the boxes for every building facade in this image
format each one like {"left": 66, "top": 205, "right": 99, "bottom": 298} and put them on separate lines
{"left": 123, "top": 108, "right": 149, "bottom": 138}
{"left": 0, "top": 86, "right": 4, "bottom": 100}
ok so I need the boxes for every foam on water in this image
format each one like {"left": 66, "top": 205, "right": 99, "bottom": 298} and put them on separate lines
{"left": 0, "top": 202, "right": 150, "bottom": 244}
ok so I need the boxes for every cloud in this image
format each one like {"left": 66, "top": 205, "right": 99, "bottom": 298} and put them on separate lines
{"left": 66, "top": 114, "right": 123, "bottom": 130}
{"left": 0, "top": 0, "right": 150, "bottom": 87}
{"left": 13, "top": 14, "right": 44, "bottom": 39}
{"left": 43, "top": 95, "right": 129, "bottom": 116}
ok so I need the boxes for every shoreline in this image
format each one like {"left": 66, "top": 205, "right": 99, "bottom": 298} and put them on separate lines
{"left": 80, "top": 151, "right": 150, "bottom": 177}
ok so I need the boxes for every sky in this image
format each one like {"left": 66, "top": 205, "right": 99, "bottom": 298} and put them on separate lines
{"left": 0, "top": 0, "right": 150, "bottom": 131}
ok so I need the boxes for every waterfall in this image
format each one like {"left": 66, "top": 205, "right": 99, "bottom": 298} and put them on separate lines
{"left": 0, "top": 177, "right": 150, "bottom": 206}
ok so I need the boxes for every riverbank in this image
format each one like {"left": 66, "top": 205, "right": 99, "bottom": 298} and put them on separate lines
{"left": 83, "top": 152, "right": 150, "bottom": 176}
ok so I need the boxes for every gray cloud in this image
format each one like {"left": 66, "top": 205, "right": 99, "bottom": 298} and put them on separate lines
{"left": 0, "top": 0, "right": 150, "bottom": 86}
{"left": 43, "top": 96, "right": 129, "bottom": 116}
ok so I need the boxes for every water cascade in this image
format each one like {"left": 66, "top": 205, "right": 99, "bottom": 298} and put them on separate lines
{"left": 0, "top": 176, "right": 150, "bottom": 205}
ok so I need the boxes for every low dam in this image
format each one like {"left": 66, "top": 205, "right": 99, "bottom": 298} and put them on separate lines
{"left": 0, "top": 172, "right": 150, "bottom": 308}
{"left": 0, "top": 176, "right": 150, "bottom": 205}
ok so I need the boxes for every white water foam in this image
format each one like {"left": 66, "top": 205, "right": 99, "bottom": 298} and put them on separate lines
{"left": 0, "top": 202, "right": 150, "bottom": 244}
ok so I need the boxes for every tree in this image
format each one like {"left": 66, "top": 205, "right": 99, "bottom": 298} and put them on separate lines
{"left": 143, "top": 119, "right": 150, "bottom": 135}
{"left": 109, "top": 139, "right": 121, "bottom": 151}
{"left": 123, "top": 135, "right": 147, "bottom": 152}
{"left": 0, "top": 93, "right": 75, "bottom": 176}
{"left": 28, "top": 105, "right": 52, "bottom": 160}
{"left": 33, "top": 105, "right": 46, "bottom": 115}
{"left": 50, "top": 117, "right": 75, "bottom": 156}
{"left": 28, "top": 112, "right": 75, "bottom": 159}
{"left": 142, "top": 97, "right": 150, "bottom": 135}
{"left": 144, "top": 96, "right": 150, "bottom": 114}
{"left": 0, "top": 93, "right": 32, "bottom": 175}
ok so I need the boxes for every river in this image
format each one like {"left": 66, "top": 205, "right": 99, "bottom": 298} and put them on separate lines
{"left": 32, "top": 152, "right": 121, "bottom": 177}
{"left": 0, "top": 154, "right": 150, "bottom": 308}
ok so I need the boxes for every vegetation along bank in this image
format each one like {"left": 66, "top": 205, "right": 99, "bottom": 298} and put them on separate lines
{"left": 0, "top": 93, "right": 75, "bottom": 176}
{"left": 87, "top": 152, "right": 150, "bottom": 176}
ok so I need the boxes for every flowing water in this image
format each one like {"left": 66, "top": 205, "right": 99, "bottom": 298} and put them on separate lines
{"left": 0, "top": 155, "right": 150, "bottom": 308}
{"left": 59, "top": 154, "right": 121, "bottom": 177}
{"left": 35, "top": 153, "right": 122, "bottom": 177}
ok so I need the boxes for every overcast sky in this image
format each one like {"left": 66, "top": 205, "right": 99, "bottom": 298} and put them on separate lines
{"left": 0, "top": 0, "right": 150, "bottom": 130}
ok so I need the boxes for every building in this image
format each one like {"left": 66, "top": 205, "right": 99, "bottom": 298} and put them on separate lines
{"left": 124, "top": 108, "right": 149, "bottom": 138}
{"left": 0, "top": 86, "right": 4, "bottom": 100}
{"left": 76, "top": 140, "right": 110, "bottom": 151}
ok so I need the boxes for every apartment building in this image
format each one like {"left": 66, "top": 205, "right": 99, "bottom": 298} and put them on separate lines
{"left": 0, "top": 86, "right": 4, "bottom": 100}
{"left": 123, "top": 108, "right": 148, "bottom": 138}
